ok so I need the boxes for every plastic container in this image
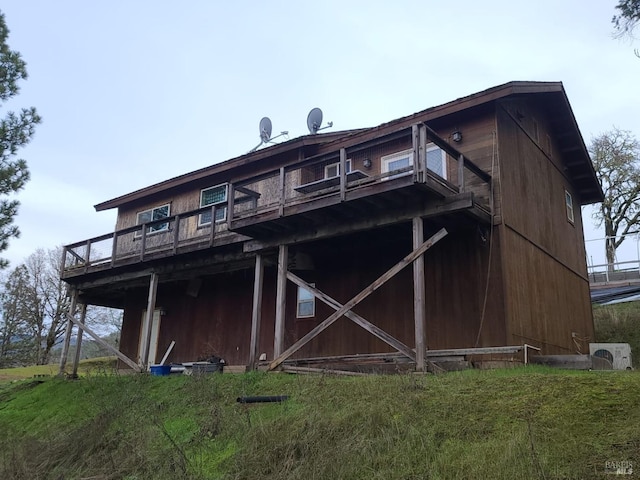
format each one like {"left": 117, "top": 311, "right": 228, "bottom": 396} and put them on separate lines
{"left": 150, "top": 365, "right": 172, "bottom": 376}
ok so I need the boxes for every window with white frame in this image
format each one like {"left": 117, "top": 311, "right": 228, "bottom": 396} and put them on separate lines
{"left": 297, "top": 285, "right": 315, "bottom": 318}
{"left": 324, "top": 159, "right": 352, "bottom": 179}
{"left": 199, "top": 184, "right": 228, "bottom": 226}
{"left": 381, "top": 149, "right": 413, "bottom": 178}
{"left": 381, "top": 144, "right": 447, "bottom": 179}
{"left": 565, "top": 189, "right": 574, "bottom": 224}
{"left": 136, "top": 204, "right": 170, "bottom": 236}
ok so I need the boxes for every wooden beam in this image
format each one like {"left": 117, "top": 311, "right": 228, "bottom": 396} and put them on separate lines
{"left": 278, "top": 167, "right": 285, "bottom": 217}
{"left": 58, "top": 288, "right": 78, "bottom": 375}
{"left": 71, "top": 304, "right": 88, "bottom": 377}
{"left": 244, "top": 193, "right": 472, "bottom": 253}
{"left": 140, "top": 272, "right": 159, "bottom": 370}
{"left": 269, "top": 228, "right": 447, "bottom": 370}
{"left": 68, "top": 309, "right": 141, "bottom": 372}
{"left": 249, "top": 253, "right": 264, "bottom": 370}
{"left": 274, "top": 245, "right": 288, "bottom": 357}
{"left": 413, "top": 217, "right": 426, "bottom": 372}
{"left": 286, "top": 271, "right": 416, "bottom": 361}
{"left": 458, "top": 153, "right": 465, "bottom": 193}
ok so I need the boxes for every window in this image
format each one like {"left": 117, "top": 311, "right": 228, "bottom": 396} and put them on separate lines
{"left": 136, "top": 204, "right": 170, "bottom": 236}
{"left": 324, "top": 159, "right": 352, "bottom": 179}
{"left": 426, "top": 145, "right": 447, "bottom": 179}
{"left": 565, "top": 189, "right": 574, "bottom": 224}
{"left": 297, "top": 285, "right": 315, "bottom": 318}
{"left": 381, "top": 144, "right": 447, "bottom": 179}
{"left": 199, "top": 184, "right": 228, "bottom": 226}
{"left": 381, "top": 149, "right": 413, "bottom": 178}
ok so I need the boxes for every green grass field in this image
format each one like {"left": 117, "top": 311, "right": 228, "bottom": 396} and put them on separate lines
{"left": 0, "top": 366, "right": 638, "bottom": 479}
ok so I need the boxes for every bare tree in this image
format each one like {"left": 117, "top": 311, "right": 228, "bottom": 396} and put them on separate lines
{"left": 590, "top": 128, "right": 640, "bottom": 270}
{"left": 612, "top": 0, "right": 640, "bottom": 57}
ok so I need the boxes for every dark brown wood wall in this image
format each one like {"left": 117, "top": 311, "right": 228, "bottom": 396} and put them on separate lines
{"left": 496, "top": 103, "right": 594, "bottom": 353}
{"left": 119, "top": 223, "right": 507, "bottom": 366}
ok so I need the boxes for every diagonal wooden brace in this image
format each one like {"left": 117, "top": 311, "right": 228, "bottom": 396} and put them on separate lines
{"left": 268, "top": 227, "right": 447, "bottom": 370}
{"left": 286, "top": 271, "right": 416, "bottom": 361}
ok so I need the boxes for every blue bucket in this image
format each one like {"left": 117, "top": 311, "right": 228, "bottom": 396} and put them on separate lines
{"left": 150, "top": 365, "right": 171, "bottom": 376}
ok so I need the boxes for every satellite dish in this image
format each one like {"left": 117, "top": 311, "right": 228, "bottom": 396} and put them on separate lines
{"left": 307, "top": 108, "right": 323, "bottom": 134}
{"left": 259, "top": 117, "right": 272, "bottom": 143}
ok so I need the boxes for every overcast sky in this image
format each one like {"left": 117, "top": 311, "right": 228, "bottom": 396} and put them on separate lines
{"left": 1, "top": 1, "right": 639, "bottom": 268}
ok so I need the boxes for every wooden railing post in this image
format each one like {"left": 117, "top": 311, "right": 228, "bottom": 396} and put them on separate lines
{"left": 60, "top": 248, "right": 68, "bottom": 278}
{"left": 458, "top": 153, "right": 465, "bottom": 192}
{"left": 227, "top": 182, "right": 234, "bottom": 224}
{"left": 110, "top": 232, "right": 118, "bottom": 267}
{"left": 172, "top": 215, "right": 180, "bottom": 254}
{"left": 339, "top": 148, "right": 347, "bottom": 201}
{"left": 413, "top": 217, "right": 426, "bottom": 372}
{"left": 84, "top": 240, "right": 92, "bottom": 273}
{"left": 209, "top": 206, "right": 217, "bottom": 248}
{"left": 279, "top": 167, "right": 285, "bottom": 217}
{"left": 139, "top": 224, "right": 147, "bottom": 262}
{"left": 412, "top": 124, "right": 422, "bottom": 182}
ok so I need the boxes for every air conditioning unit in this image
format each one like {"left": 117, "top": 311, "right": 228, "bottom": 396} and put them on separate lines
{"left": 589, "top": 343, "right": 633, "bottom": 370}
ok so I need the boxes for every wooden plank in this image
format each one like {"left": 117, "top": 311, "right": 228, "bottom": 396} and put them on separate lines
{"left": 269, "top": 227, "right": 448, "bottom": 370}
{"left": 227, "top": 182, "right": 234, "bottom": 223}
{"left": 249, "top": 253, "right": 264, "bottom": 370}
{"left": 281, "top": 366, "right": 369, "bottom": 376}
{"left": 84, "top": 240, "right": 92, "bottom": 273}
{"left": 139, "top": 224, "right": 147, "bottom": 262}
{"left": 286, "top": 271, "right": 416, "bottom": 361}
{"left": 60, "top": 248, "right": 68, "bottom": 278}
{"left": 71, "top": 304, "right": 88, "bottom": 377}
{"left": 274, "top": 245, "right": 288, "bottom": 357}
{"left": 209, "top": 206, "right": 216, "bottom": 248}
{"left": 159, "top": 340, "right": 176, "bottom": 365}
{"left": 412, "top": 124, "right": 421, "bottom": 182}
{"left": 139, "top": 272, "right": 159, "bottom": 370}
{"left": 419, "top": 124, "right": 427, "bottom": 182}
{"left": 458, "top": 153, "right": 465, "bottom": 192}
{"left": 58, "top": 288, "right": 78, "bottom": 375}
{"left": 172, "top": 215, "right": 180, "bottom": 254}
{"left": 110, "top": 232, "right": 118, "bottom": 267}
{"left": 413, "top": 217, "right": 426, "bottom": 372}
{"left": 69, "top": 309, "right": 141, "bottom": 372}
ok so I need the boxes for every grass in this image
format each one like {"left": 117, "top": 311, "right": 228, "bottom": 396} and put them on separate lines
{"left": 593, "top": 302, "right": 640, "bottom": 367}
{"left": 0, "top": 367, "right": 638, "bottom": 479}
{"left": 0, "top": 356, "right": 118, "bottom": 383}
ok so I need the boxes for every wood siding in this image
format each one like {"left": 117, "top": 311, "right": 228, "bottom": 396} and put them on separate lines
{"left": 496, "top": 103, "right": 594, "bottom": 353}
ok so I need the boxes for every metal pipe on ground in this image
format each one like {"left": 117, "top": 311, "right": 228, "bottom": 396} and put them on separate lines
{"left": 236, "top": 395, "right": 289, "bottom": 404}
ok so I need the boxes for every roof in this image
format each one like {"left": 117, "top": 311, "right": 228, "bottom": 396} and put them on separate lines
{"left": 591, "top": 285, "right": 640, "bottom": 305}
{"left": 95, "top": 81, "right": 603, "bottom": 211}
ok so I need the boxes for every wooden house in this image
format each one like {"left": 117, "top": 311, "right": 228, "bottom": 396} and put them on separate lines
{"left": 59, "top": 81, "right": 603, "bottom": 373}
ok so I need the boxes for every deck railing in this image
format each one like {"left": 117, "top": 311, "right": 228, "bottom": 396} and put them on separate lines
{"left": 62, "top": 123, "right": 491, "bottom": 277}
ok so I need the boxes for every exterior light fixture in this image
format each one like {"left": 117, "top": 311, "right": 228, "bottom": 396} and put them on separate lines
{"left": 363, "top": 158, "right": 372, "bottom": 169}
{"left": 452, "top": 130, "right": 462, "bottom": 143}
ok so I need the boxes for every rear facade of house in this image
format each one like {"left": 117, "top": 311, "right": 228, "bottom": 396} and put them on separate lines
{"left": 60, "top": 81, "right": 603, "bottom": 370}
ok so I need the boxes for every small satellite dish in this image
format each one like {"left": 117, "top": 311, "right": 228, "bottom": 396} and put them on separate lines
{"left": 307, "top": 108, "right": 323, "bottom": 134}
{"left": 306, "top": 107, "right": 333, "bottom": 134}
{"left": 259, "top": 117, "right": 272, "bottom": 143}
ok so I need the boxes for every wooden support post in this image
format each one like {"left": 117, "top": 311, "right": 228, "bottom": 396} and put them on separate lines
{"left": 274, "top": 245, "right": 288, "bottom": 357}
{"left": 278, "top": 167, "right": 285, "bottom": 217}
{"left": 71, "top": 304, "right": 88, "bottom": 377}
{"left": 58, "top": 288, "right": 78, "bottom": 375}
{"left": 458, "top": 153, "right": 465, "bottom": 192}
{"left": 173, "top": 215, "right": 181, "bottom": 254}
{"left": 140, "top": 272, "right": 159, "bottom": 370}
{"left": 227, "top": 182, "right": 234, "bottom": 224}
{"left": 69, "top": 309, "right": 140, "bottom": 371}
{"left": 249, "top": 254, "right": 264, "bottom": 370}
{"left": 339, "top": 148, "right": 347, "bottom": 202}
{"left": 287, "top": 271, "right": 416, "bottom": 361}
{"left": 413, "top": 217, "right": 426, "bottom": 372}
{"left": 269, "top": 228, "right": 447, "bottom": 370}
{"left": 419, "top": 124, "right": 427, "bottom": 182}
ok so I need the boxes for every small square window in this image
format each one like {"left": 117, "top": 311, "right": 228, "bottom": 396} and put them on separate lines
{"left": 565, "top": 189, "right": 574, "bottom": 224}
{"left": 297, "top": 285, "right": 315, "bottom": 318}
{"left": 324, "top": 159, "right": 352, "bottom": 179}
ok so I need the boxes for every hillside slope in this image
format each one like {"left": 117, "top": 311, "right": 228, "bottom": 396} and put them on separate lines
{"left": 0, "top": 368, "right": 638, "bottom": 479}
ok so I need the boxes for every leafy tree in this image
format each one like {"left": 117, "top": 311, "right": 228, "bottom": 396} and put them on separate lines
{"left": 613, "top": 0, "right": 640, "bottom": 37}
{"left": 0, "top": 11, "right": 40, "bottom": 268}
{"left": 590, "top": 128, "right": 640, "bottom": 270}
